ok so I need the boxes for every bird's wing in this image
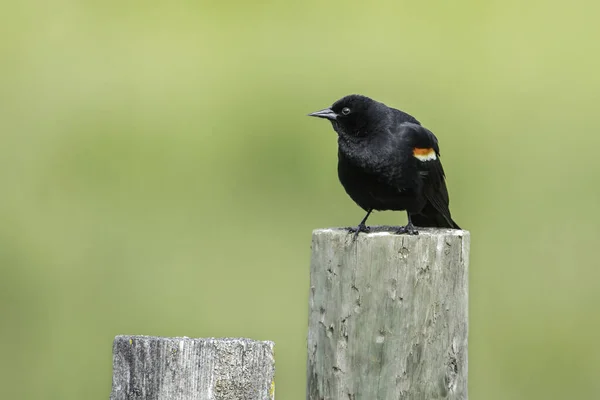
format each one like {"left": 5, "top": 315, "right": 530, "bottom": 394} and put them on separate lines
{"left": 393, "top": 123, "right": 454, "bottom": 225}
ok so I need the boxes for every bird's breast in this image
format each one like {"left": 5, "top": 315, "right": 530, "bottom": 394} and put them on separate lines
{"left": 337, "top": 149, "right": 420, "bottom": 212}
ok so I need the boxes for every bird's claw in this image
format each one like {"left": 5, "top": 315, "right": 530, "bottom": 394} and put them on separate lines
{"left": 348, "top": 224, "right": 371, "bottom": 240}
{"left": 395, "top": 225, "right": 419, "bottom": 235}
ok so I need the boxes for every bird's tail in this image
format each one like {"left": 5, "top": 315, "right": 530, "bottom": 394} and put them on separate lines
{"left": 411, "top": 204, "right": 461, "bottom": 229}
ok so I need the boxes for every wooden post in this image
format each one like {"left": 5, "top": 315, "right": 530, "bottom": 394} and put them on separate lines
{"left": 110, "top": 336, "right": 275, "bottom": 400}
{"left": 307, "top": 228, "right": 469, "bottom": 400}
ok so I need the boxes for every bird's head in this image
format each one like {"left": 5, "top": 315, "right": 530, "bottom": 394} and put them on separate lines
{"left": 308, "top": 94, "right": 388, "bottom": 137}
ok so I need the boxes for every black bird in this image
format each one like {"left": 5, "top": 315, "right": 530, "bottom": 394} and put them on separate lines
{"left": 308, "top": 94, "right": 460, "bottom": 236}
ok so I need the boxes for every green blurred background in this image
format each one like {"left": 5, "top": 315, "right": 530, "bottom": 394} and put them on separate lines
{"left": 2, "top": 1, "right": 600, "bottom": 399}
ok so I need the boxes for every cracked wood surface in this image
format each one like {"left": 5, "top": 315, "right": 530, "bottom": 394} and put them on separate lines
{"left": 307, "top": 228, "right": 469, "bottom": 400}
{"left": 109, "top": 336, "right": 275, "bottom": 400}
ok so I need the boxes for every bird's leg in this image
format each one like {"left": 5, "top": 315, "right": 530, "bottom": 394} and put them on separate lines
{"left": 395, "top": 212, "right": 419, "bottom": 235}
{"left": 348, "top": 209, "right": 373, "bottom": 240}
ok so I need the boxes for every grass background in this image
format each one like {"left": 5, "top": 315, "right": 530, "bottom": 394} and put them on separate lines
{"left": 2, "top": 1, "right": 600, "bottom": 399}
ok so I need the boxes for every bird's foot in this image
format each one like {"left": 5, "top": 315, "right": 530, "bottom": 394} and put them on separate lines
{"left": 395, "top": 223, "right": 419, "bottom": 235}
{"left": 348, "top": 224, "right": 371, "bottom": 241}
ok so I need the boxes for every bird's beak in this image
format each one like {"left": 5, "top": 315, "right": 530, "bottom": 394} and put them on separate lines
{"left": 308, "top": 108, "right": 337, "bottom": 121}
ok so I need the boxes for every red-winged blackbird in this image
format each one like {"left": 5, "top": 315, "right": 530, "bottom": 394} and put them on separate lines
{"left": 309, "top": 94, "right": 460, "bottom": 236}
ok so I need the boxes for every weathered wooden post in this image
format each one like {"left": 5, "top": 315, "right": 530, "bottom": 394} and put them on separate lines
{"left": 307, "top": 228, "right": 469, "bottom": 400}
{"left": 110, "top": 336, "right": 275, "bottom": 400}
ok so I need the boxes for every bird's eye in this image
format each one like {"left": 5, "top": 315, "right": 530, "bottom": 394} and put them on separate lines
{"left": 341, "top": 107, "right": 351, "bottom": 115}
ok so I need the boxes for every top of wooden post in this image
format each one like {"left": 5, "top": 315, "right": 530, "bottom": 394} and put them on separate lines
{"left": 110, "top": 336, "right": 275, "bottom": 400}
{"left": 312, "top": 226, "right": 469, "bottom": 241}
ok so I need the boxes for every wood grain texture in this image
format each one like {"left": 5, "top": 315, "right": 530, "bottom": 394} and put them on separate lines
{"left": 307, "top": 228, "right": 469, "bottom": 400}
{"left": 110, "top": 336, "right": 275, "bottom": 400}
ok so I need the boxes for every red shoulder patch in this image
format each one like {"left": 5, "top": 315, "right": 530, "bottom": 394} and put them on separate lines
{"left": 413, "top": 147, "right": 437, "bottom": 161}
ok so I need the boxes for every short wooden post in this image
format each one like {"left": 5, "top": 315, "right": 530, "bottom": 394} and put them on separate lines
{"left": 307, "top": 228, "right": 469, "bottom": 400}
{"left": 110, "top": 336, "right": 275, "bottom": 400}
